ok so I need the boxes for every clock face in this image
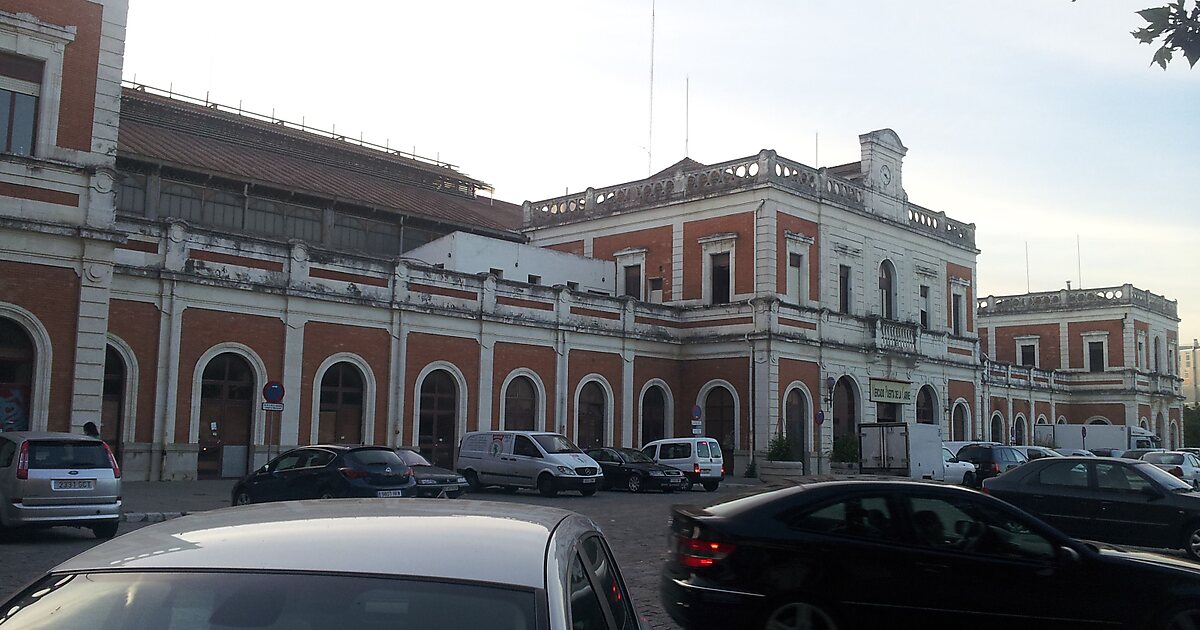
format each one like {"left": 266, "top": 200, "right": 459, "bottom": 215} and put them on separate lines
{"left": 880, "top": 164, "right": 892, "bottom": 185}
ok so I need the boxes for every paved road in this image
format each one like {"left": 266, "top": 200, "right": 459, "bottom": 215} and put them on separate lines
{"left": 0, "top": 481, "right": 765, "bottom": 629}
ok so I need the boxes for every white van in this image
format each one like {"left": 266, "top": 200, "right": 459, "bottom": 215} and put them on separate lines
{"left": 456, "top": 431, "right": 604, "bottom": 497}
{"left": 641, "top": 437, "right": 724, "bottom": 492}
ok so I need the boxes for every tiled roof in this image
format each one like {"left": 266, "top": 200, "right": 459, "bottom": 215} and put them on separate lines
{"left": 116, "top": 88, "right": 523, "bottom": 234}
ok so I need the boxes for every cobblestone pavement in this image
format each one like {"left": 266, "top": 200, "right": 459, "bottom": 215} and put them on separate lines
{"left": 0, "top": 479, "right": 768, "bottom": 629}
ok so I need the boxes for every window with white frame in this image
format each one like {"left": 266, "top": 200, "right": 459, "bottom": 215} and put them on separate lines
{"left": 613, "top": 247, "right": 646, "bottom": 301}
{"left": 0, "top": 52, "right": 41, "bottom": 156}
{"left": 1082, "top": 331, "right": 1109, "bottom": 373}
{"left": 919, "top": 285, "right": 931, "bottom": 330}
{"left": 1015, "top": 335, "right": 1039, "bottom": 367}
{"left": 0, "top": 13, "right": 74, "bottom": 159}
{"left": 838, "top": 265, "right": 852, "bottom": 314}
{"left": 699, "top": 233, "right": 736, "bottom": 305}
{"left": 783, "top": 231, "right": 813, "bottom": 306}
{"left": 951, "top": 291, "right": 965, "bottom": 336}
{"left": 1137, "top": 332, "right": 1146, "bottom": 369}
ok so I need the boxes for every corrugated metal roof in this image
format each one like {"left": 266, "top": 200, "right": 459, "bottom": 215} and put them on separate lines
{"left": 117, "top": 88, "right": 523, "bottom": 233}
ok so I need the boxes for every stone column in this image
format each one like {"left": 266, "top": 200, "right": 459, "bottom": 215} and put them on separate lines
{"left": 70, "top": 239, "right": 115, "bottom": 434}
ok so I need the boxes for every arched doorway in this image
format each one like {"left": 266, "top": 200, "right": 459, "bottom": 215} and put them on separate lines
{"left": 705, "top": 386, "right": 736, "bottom": 474}
{"left": 418, "top": 370, "right": 458, "bottom": 468}
{"left": 504, "top": 375, "right": 537, "bottom": 431}
{"left": 0, "top": 317, "right": 33, "bottom": 432}
{"left": 1171, "top": 422, "right": 1179, "bottom": 449}
{"left": 916, "top": 386, "right": 937, "bottom": 425}
{"left": 198, "top": 353, "right": 255, "bottom": 479}
{"left": 832, "top": 377, "right": 858, "bottom": 441}
{"left": 1014, "top": 416, "right": 1027, "bottom": 445}
{"left": 784, "top": 388, "right": 807, "bottom": 462}
{"left": 577, "top": 381, "right": 607, "bottom": 450}
{"left": 990, "top": 413, "right": 1005, "bottom": 445}
{"left": 640, "top": 385, "right": 667, "bottom": 446}
{"left": 952, "top": 404, "right": 968, "bottom": 441}
{"left": 318, "top": 362, "right": 363, "bottom": 444}
{"left": 101, "top": 346, "right": 126, "bottom": 464}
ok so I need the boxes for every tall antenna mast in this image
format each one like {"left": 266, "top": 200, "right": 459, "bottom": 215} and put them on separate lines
{"left": 647, "top": 0, "right": 655, "bottom": 176}
{"left": 1076, "top": 234, "right": 1083, "bottom": 288}
{"left": 684, "top": 75, "right": 689, "bottom": 156}
{"left": 815, "top": 131, "right": 819, "bottom": 167}
{"left": 1025, "top": 241, "right": 1031, "bottom": 292}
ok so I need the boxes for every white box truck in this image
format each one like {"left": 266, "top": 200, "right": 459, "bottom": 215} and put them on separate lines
{"left": 859, "top": 422, "right": 943, "bottom": 480}
{"left": 1031, "top": 424, "right": 1160, "bottom": 452}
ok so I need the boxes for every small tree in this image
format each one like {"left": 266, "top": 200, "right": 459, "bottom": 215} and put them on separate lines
{"left": 830, "top": 434, "right": 860, "bottom": 464}
{"left": 767, "top": 432, "right": 794, "bottom": 461}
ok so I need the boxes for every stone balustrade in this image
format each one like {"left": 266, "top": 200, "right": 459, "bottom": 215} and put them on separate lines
{"left": 979, "top": 284, "right": 1178, "bottom": 319}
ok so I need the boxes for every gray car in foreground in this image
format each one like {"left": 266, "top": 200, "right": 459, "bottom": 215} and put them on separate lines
{"left": 0, "top": 431, "right": 121, "bottom": 538}
{"left": 0, "top": 499, "right": 644, "bottom": 630}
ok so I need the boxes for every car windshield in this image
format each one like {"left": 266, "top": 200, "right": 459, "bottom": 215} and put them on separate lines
{"left": 0, "top": 571, "right": 537, "bottom": 630}
{"left": 533, "top": 434, "right": 582, "bottom": 454}
{"left": 616, "top": 448, "right": 654, "bottom": 463}
{"left": 1143, "top": 453, "right": 1185, "bottom": 465}
{"left": 27, "top": 441, "right": 110, "bottom": 469}
{"left": 1136, "top": 462, "right": 1193, "bottom": 491}
{"left": 395, "top": 449, "right": 431, "bottom": 466}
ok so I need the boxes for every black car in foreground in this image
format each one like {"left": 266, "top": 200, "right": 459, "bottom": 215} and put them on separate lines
{"left": 662, "top": 480, "right": 1200, "bottom": 630}
{"left": 395, "top": 447, "right": 469, "bottom": 498}
{"left": 983, "top": 456, "right": 1200, "bottom": 559}
{"left": 586, "top": 447, "right": 686, "bottom": 493}
{"left": 231, "top": 445, "right": 415, "bottom": 505}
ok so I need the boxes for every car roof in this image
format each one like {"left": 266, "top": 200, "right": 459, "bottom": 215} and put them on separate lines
{"left": 54, "top": 499, "right": 584, "bottom": 589}
{"left": 704, "top": 480, "right": 987, "bottom": 517}
{"left": 0, "top": 431, "right": 103, "bottom": 443}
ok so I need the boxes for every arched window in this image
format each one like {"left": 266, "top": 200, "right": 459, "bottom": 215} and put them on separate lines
{"left": 832, "top": 377, "right": 858, "bottom": 440}
{"left": 0, "top": 317, "right": 34, "bottom": 432}
{"left": 878, "top": 260, "right": 896, "bottom": 320}
{"left": 990, "top": 413, "right": 1005, "bottom": 445}
{"left": 916, "top": 386, "right": 937, "bottom": 424}
{"left": 784, "top": 389, "right": 806, "bottom": 460}
{"left": 1154, "top": 337, "right": 1163, "bottom": 373}
{"left": 198, "top": 353, "right": 255, "bottom": 479}
{"left": 577, "top": 382, "right": 607, "bottom": 449}
{"left": 705, "top": 386, "right": 736, "bottom": 474}
{"left": 504, "top": 376, "right": 537, "bottom": 431}
{"left": 952, "top": 404, "right": 968, "bottom": 441}
{"left": 101, "top": 346, "right": 126, "bottom": 463}
{"left": 1014, "top": 416, "right": 1027, "bottom": 445}
{"left": 419, "top": 370, "right": 458, "bottom": 468}
{"left": 319, "top": 362, "right": 364, "bottom": 444}
{"left": 640, "top": 386, "right": 667, "bottom": 446}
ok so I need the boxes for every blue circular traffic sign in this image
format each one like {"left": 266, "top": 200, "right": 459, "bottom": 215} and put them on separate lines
{"left": 262, "top": 381, "right": 285, "bottom": 403}
{"left": 692, "top": 405, "right": 703, "bottom": 420}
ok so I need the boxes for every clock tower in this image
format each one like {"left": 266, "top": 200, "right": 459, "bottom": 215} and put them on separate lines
{"left": 859, "top": 129, "right": 908, "bottom": 220}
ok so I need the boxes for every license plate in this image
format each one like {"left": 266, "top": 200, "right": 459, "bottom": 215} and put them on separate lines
{"left": 52, "top": 479, "right": 95, "bottom": 491}
{"left": 376, "top": 490, "right": 405, "bottom": 498}
{"left": 582, "top": 478, "right": 596, "bottom": 484}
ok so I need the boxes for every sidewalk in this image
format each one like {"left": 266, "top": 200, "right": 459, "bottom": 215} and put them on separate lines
{"left": 120, "top": 480, "right": 236, "bottom": 522}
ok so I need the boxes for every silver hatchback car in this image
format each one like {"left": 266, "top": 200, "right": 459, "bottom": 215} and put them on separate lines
{"left": 0, "top": 431, "right": 122, "bottom": 538}
{"left": 0, "top": 499, "right": 645, "bottom": 629}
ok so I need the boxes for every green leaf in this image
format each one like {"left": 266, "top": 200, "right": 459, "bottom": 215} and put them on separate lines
{"left": 1133, "top": 26, "right": 1160, "bottom": 43}
{"left": 1138, "top": 6, "right": 1173, "bottom": 27}
{"left": 1152, "top": 45, "right": 1175, "bottom": 69}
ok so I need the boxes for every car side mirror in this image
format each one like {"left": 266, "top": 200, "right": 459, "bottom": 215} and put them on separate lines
{"left": 948, "top": 457, "right": 960, "bottom": 464}
{"left": 1058, "top": 545, "right": 1081, "bottom": 563}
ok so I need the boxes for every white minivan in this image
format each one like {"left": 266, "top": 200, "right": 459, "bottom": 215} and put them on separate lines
{"left": 641, "top": 437, "right": 724, "bottom": 492}
{"left": 456, "top": 431, "right": 604, "bottom": 497}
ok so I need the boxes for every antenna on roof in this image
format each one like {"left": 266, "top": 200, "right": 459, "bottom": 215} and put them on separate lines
{"left": 647, "top": 0, "right": 656, "bottom": 176}
{"left": 1025, "top": 241, "right": 1030, "bottom": 293}
{"left": 1076, "top": 234, "right": 1083, "bottom": 289}
{"left": 684, "top": 75, "right": 689, "bottom": 157}
{"left": 815, "top": 131, "right": 819, "bottom": 167}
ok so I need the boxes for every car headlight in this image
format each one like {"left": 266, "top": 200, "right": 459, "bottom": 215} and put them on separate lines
{"left": 418, "top": 479, "right": 436, "bottom": 485}
{"left": 649, "top": 470, "right": 665, "bottom": 476}
{"left": 556, "top": 466, "right": 578, "bottom": 475}
{"left": 456, "top": 477, "right": 467, "bottom": 484}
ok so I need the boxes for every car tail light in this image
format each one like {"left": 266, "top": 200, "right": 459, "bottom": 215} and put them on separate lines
{"left": 339, "top": 467, "right": 370, "bottom": 480}
{"left": 721, "top": 466, "right": 726, "bottom": 476}
{"left": 15, "top": 441, "right": 29, "bottom": 480}
{"left": 1170, "top": 467, "right": 1184, "bottom": 478}
{"left": 102, "top": 441, "right": 121, "bottom": 479}
{"left": 679, "top": 537, "right": 736, "bottom": 568}
{"left": 404, "top": 466, "right": 414, "bottom": 479}
{"left": 990, "top": 463, "right": 1001, "bottom": 474}
{"left": 694, "top": 463, "right": 701, "bottom": 474}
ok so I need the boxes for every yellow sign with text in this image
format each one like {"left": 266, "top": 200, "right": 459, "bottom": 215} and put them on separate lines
{"left": 869, "top": 379, "right": 912, "bottom": 403}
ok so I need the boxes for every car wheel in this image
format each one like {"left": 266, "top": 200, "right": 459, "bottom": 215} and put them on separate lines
{"left": 580, "top": 486, "right": 598, "bottom": 497}
{"left": 962, "top": 472, "right": 975, "bottom": 487}
{"left": 702, "top": 481, "right": 720, "bottom": 492}
{"left": 91, "top": 522, "right": 119, "bottom": 540}
{"left": 233, "top": 491, "right": 252, "bottom": 506}
{"left": 680, "top": 477, "right": 694, "bottom": 492}
{"left": 762, "top": 601, "right": 838, "bottom": 630}
{"left": 1183, "top": 522, "right": 1200, "bottom": 560}
{"left": 464, "top": 470, "right": 481, "bottom": 491}
{"left": 537, "top": 474, "right": 558, "bottom": 497}
{"left": 627, "top": 474, "right": 644, "bottom": 493}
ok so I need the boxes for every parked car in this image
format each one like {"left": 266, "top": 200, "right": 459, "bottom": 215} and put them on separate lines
{"left": 1141, "top": 451, "right": 1200, "bottom": 489}
{"left": 1089, "top": 447, "right": 1125, "bottom": 458}
{"left": 230, "top": 445, "right": 415, "bottom": 505}
{"left": 940, "top": 446, "right": 976, "bottom": 486}
{"left": 1121, "top": 448, "right": 1167, "bottom": 461}
{"left": 942, "top": 440, "right": 998, "bottom": 457}
{"left": 586, "top": 446, "right": 685, "bottom": 493}
{"left": 1013, "top": 446, "right": 1063, "bottom": 461}
{"left": 0, "top": 499, "right": 645, "bottom": 630}
{"left": 983, "top": 457, "right": 1200, "bottom": 559}
{"left": 1054, "top": 448, "right": 1096, "bottom": 457}
{"left": 0, "top": 431, "right": 122, "bottom": 539}
{"left": 457, "top": 431, "right": 603, "bottom": 497}
{"left": 395, "top": 447, "right": 469, "bottom": 498}
{"left": 642, "top": 437, "right": 724, "bottom": 492}
{"left": 954, "top": 443, "right": 1028, "bottom": 487}
{"left": 661, "top": 480, "right": 1200, "bottom": 630}
{"left": 1180, "top": 447, "right": 1200, "bottom": 457}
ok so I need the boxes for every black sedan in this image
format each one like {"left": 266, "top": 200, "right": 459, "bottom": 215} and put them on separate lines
{"left": 983, "top": 456, "right": 1200, "bottom": 559}
{"left": 231, "top": 445, "right": 415, "bottom": 505}
{"left": 661, "top": 480, "right": 1200, "bottom": 630}
{"left": 586, "top": 447, "right": 685, "bottom": 493}
{"left": 395, "top": 447, "right": 469, "bottom": 498}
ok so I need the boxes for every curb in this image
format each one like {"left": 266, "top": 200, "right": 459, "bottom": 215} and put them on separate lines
{"left": 121, "top": 512, "right": 188, "bottom": 523}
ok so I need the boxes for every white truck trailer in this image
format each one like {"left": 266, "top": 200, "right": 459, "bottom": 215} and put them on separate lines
{"left": 1031, "top": 423, "right": 1160, "bottom": 452}
{"left": 859, "top": 422, "right": 943, "bottom": 480}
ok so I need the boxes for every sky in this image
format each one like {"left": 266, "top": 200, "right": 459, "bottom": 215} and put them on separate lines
{"left": 123, "top": 1, "right": 1200, "bottom": 343}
